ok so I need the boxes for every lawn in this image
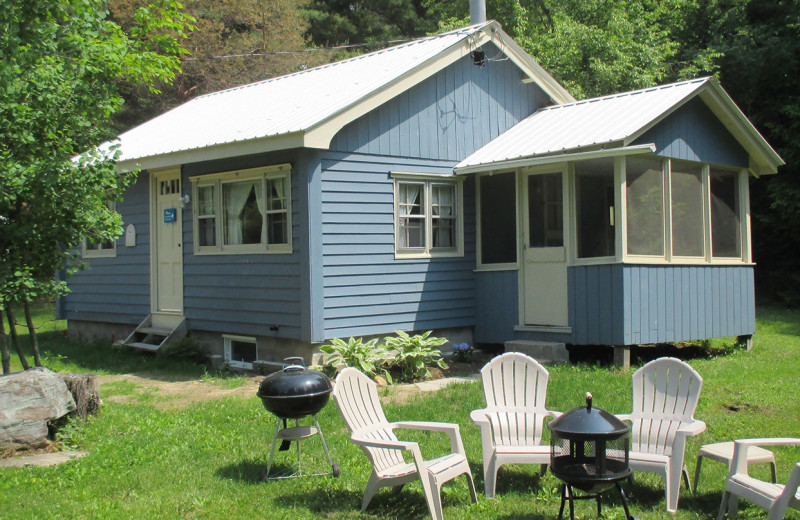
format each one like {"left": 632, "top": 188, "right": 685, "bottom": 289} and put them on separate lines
{"left": 1, "top": 305, "right": 799, "bottom": 519}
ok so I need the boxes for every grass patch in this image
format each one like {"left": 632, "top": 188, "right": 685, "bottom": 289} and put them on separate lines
{"left": 1, "top": 306, "right": 799, "bottom": 519}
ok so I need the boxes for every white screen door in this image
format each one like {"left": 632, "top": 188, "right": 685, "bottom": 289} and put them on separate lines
{"left": 154, "top": 170, "right": 184, "bottom": 313}
{"left": 522, "top": 170, "right": 568, "bottom": 326}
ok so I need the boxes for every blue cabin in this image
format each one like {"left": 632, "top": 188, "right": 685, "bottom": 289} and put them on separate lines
{"left": 61, "top": 21, "right": 783, "bottom": 369}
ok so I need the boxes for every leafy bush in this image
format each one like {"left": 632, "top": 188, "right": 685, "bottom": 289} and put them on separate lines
{"left": 451, "top": 342, "right": 474, "bottom": 362}
{"left": 319, "top": 336, "right": 391, "bottom": 381}
{"left": 158, "top": 335, "right": 209, "bottom": 364}
{"left": 383, "top": 330, "right": 448, "bottom": 382}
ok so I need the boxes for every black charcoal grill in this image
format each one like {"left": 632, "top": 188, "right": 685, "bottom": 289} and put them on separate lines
{"left": 256, "top": 357, "right": 338, "bottom": 480}
{"left": 548, "top": 393, "right": 636, "bottom": 520}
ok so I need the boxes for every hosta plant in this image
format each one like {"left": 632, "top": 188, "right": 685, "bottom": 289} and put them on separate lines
{"left": 383, "top": 330, "right": 448, "bottom": 382}
{"left": 319, "top": 336, "right": 391, "bottom": 381}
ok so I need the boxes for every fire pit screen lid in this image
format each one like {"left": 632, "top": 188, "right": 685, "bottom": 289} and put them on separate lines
{"left": 548, "top": 392, "right": 629, "bottom": 438}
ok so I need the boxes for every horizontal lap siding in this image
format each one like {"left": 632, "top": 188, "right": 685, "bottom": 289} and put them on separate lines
{"left": 62, "top": 175, "right": 151, "bottom": 324}
{"left": 474, "top": 270, "right": 519, "bottom": 344}
{"left": 320, "top": 152, "right": 476, "bottom": 338}
{"left": 621, "top": 265, "right": 755, "bottom": 344}
{"left": 182, "top": 152, "right": 305, "bottom": 338}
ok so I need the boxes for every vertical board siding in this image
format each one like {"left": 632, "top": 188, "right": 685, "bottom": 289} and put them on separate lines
{"left": 62, "top": 176, "right": 151, "bottom": 324}
{"left": 568, "top": 264, "right": 755, "bottom": 345}
{"left": 635, "top": 97, "right": 749, "bottom": 167}
{"left": 329, "top": 43, "right": 548, "bottom": 161}
{"left": 319, "top": 151, "right": 477, "bottom": 339}
{"left": 474, "top": 270, "right": 519, "bottom": 344}
{"left": 182, "top": 151, "right": 305, "bottom": 338}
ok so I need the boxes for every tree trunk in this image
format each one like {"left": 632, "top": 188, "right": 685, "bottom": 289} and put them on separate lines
{"left": 58, "top": 373, "right": 100, "bottom": 419}
{"left": 0, "top": 307, "right": 10, "bottom": 374}
{"left": 23, "top": 301, "right": 42, "bottom": 367}
{"left": 5, "top": 306, "right": 29, "bottom": 370}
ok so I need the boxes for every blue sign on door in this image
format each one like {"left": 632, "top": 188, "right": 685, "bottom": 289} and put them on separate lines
{"left": 163, "top": 208, "right": 177, "bottom": 223}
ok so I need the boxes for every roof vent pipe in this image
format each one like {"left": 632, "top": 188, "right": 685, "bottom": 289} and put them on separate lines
{"left": 470, "top": 0, "right": 486, "bottom": 24}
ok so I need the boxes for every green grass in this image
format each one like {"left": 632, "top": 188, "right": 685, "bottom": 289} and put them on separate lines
{"left": 1, "top": 305, "right": 799, "bottom": 519}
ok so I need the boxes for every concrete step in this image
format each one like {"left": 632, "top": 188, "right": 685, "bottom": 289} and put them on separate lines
{"left": 504, "top": 340, "right": 569, "bottom": 364}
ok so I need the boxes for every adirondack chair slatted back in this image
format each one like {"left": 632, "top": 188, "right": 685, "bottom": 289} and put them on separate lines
{"left": 629, "top": 357, "right": 703, "bottom": 456}
{"left": 332, "top": 368, "right": 405, "bottom": 472}
{"left": 481, "top": 352, "right": 550, "bottom": 447}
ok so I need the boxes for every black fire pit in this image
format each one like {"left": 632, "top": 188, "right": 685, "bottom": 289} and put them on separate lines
{"left": 256, "top": 358, "right": 338, "bottom": 480}
{"left": 548, "top": 393, "right": 636, "bottom": 520}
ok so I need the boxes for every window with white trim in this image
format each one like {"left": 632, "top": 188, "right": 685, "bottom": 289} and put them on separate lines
{"left": 82, "top": 202, "right": 117, "bottom": 258}
{"left": 223, "top": 335, "right": 258, "bottom": 369}
{"left": 394, "top": 174, "right": 463, "bottom": 257}
{"left": 191, "top": 165, "right": 291, "bottom": 254}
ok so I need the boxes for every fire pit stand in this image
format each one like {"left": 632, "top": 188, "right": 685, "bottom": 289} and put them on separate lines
{"left": 548, "top": 393, "right": 638, "bottom": 520}
{"left": 256, "top": 358, "right": 339, "bottom": 481}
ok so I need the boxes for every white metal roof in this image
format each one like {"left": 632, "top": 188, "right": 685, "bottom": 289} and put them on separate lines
{"left": 455, "top": 77, "right": 784, "bottom": 175}
{"left": 108, "top": 21, "right": 574, "bottom": 171}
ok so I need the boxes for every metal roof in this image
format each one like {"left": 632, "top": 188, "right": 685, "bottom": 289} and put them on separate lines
{"left": 455, "top": 77, "right": 784, "bottom": 175}
{"left": 107, "top": 21, "right": 573, "bottom": 170}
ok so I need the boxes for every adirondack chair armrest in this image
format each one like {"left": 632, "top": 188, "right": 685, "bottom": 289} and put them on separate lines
{"left": 392, "top": 421, "right": 466, "bottom": 454}
{"left": 350, "top": 435, "right": 418, "bottom": 452}
{"left": 730, "top": 438, "right": 800, "bottom": 476}
{"left": 676, "top": 419, "right": 706, "bottom": 437}
{"left": 546, "top": 410, "right": 563, "bottom": 419}
{"left": 616, "top": 413, "right": 632, "bottom": 422}
{"left": 469, "top": 408, "right": 491, "bottom": 425}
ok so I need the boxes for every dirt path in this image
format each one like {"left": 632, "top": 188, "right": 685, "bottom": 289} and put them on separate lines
{"left": 97, "top": 374, "right": 264, "bottom": 409}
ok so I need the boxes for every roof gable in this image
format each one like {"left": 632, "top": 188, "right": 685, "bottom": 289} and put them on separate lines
{"left": 110, "top": 22, "right": 573, "bottom": 171}
{"left": 456, "top": 77, "right": 784, "bottom": 176}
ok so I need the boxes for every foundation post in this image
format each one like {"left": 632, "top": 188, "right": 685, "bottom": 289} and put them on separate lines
{"left": 613, "top": 345, "right": 631, "bottom": 369}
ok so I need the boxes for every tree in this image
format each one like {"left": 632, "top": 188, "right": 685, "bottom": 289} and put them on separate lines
{"left": 0, "top": 0, "right": 193, "bottom": 372}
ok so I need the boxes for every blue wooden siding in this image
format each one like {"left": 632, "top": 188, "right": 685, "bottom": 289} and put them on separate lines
{"left": 474, "top": 270, "right": 519, "bottom": 344}
{"left": 62, "top": 176, "right": 151, "bottom": 325}
{"left": 568, "top": 264, "right": 755, "bottom": 345}
{"left": 181, "top": 150, "right": 306, "bottom": 339}
{"left": 330, "top": 43, "right": 549, "bottom": 161}
{"left": 318, "top": 151, "right": 477, "bottom": 339}
{"left": 634, "top": 97, "right": 749, "bottom": 167}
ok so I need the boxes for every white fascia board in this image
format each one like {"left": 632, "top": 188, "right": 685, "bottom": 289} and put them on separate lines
{"left": 698, "top": 81, "right": 784, "bottom": 176}
{"left": 115, "top": 132, "right": 306, "bottom": 172}
{"left": 454, "top": 143, "right": 656, "bottom": 175}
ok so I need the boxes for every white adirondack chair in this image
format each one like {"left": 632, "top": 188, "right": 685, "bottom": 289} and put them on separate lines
{"left": 718, "top": 438, "right": 800, "bottom": 520}
{"left": 617, "top": 357, "right": 706, "bottom": 513}
{"left": 332, "top": 367, "right": 477, "bottom": 520}
{"left": 469, "top": 352, "right": 561, "bottom": 498}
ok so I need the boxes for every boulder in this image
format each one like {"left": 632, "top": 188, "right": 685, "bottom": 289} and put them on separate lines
{"left": 0, "top": 368, "right": 76, "bottom": 450}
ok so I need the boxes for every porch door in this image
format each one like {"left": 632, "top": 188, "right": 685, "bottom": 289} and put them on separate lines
{"left": 522, "top": 169, "right": 568, "bottom": 326}
{"left": 153, "top": 169, "right": 184, "bottom": 313}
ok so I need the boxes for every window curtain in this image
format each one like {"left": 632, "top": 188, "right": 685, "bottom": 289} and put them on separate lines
{"left": 224, "top": 181, "right": 254, "bottom": 245}
{"left": 267, "top": 177, "right": 284, "bottom": 211}
{"left": 399, "top": 184, "right": 421, "bottom": 216}
{"left": 432, "top": 186, "right": 452, "bottom": 216}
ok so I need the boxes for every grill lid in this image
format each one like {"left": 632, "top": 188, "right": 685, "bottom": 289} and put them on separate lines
{"left": 548, "top": 393, "right": 629, "bottom": 438}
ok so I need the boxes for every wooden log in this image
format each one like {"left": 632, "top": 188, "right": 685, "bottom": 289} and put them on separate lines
{"left": 57, "top": 373, "right": 100, "bottom": 419}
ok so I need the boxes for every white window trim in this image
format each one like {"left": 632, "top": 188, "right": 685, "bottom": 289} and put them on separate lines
{"left": 223, "top": 334, "right": 258, "bottom": 369}
{"left": 190, "top": 164, "right": 292, "bottom": 255}
{"left": 392, "top": 172, "right": 464, "bottom": 259}
{"left": 82, "top": 202, "right": 118, "bottom": 258}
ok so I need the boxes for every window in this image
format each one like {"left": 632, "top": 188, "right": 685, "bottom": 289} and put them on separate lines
{"left": 82, "top": 202, "right": 117, "bottom": 258}
{"left": 670, "top": 161, "right": 705, "bottom": 257}
{"left": 191, "top": 165, "right": 291, "bottom": 254}
{"left": 575, "top": 159, "right": 615, "bottom": 259}
{"left": 394, "top": 174, "right": 462, "bottom": 257}
{"left": 223, "top": 335, "right": 258, "bottom": 369}
{"left": 626, "top": 157, "right": 664, "bottom": 256}
{"left": 478, "top": 172, "right": 517, "bottom": 266}
{"left": 710, "top": 168, "right": 741, "bottom": 258}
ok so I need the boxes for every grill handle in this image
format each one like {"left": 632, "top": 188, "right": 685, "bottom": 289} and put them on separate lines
{"left": 586, "top": 392, "right": 593, "bottom": 411}
{"left": 283, "top": 356, "right": 305, "bottom": 372}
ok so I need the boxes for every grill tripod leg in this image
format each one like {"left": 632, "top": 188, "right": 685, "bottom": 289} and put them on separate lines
{"left": 263, "top": 417, "right": 283, "bottom": 481}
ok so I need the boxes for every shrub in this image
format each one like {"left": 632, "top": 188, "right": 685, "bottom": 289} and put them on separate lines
{"left": 158, "top": 335, "right": 208, "bottom": 364}
{"left": 383, "top": 330, "right": 448, "bottom": 382}
{"left": 451, "top": 342, "right": 474, "bottom": 362}
{"left": 319, "top": 336, "right": 391, "bottom": 381}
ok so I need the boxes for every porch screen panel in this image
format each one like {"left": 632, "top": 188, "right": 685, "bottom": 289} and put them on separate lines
{"left": 576, "top": 159, "right": 615, "bottom": 258}
{"left": 671, "top": 162, "right": 704, "bottom": 257}
{"left": 626, "top": 157, "right": 664, "bottom": 256}
{"left": 710, "top": 168, "right": 741, "bottom": 258}
{"left": 529, "top": 173, "right": 563, "bottom": 247}
{"left": 479, "top": 172, "right": 516, "bottom": 264}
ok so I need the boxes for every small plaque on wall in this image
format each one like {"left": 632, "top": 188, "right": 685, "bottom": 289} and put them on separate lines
{"left": 163, "top": 208, "right": 177, "bottom": 223}
{"left": 125, "top": 224, "right": 136, "bottom": 247}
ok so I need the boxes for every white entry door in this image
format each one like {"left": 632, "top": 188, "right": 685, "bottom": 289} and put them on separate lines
{"left": 522, "top": 169, "right": 568, "bottom": 327}
{"left": 153, "top": 169, "right": 184, "bottom": 313}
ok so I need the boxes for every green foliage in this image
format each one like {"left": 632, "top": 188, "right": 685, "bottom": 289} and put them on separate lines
{"left": 158, "top": 335, "right": 209, "bottom": 364}
{"left": 319, "top": 336, "right": 389, "bottom": 380}
{"left": 382, "top": 330, "right": 448, "bottom": 381}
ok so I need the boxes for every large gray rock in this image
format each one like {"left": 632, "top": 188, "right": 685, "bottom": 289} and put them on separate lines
{"left": 0, "top": 368, "right": 76, "bottom": 450}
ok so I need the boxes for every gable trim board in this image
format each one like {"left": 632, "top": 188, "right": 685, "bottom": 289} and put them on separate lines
{"left": 110, "top": 21, "right": 573, "bottom": 173}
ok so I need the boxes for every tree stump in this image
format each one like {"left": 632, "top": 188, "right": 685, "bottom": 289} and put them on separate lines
{"left": 57, "top": 373, "right": 100, "bottom": 419}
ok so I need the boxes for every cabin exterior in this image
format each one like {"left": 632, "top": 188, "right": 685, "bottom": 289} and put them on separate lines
{"left": 60, "top": 22, "right": 783, "bottom": 369}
